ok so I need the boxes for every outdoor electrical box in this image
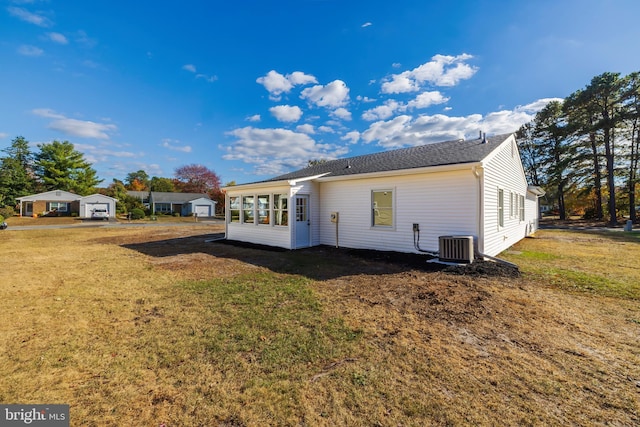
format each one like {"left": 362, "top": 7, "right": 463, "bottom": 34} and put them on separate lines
{"left": 330, "top": 212, "right": 339, "bottom": 223}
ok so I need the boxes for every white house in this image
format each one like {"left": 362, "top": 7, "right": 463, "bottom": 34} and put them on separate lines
{"left": 223, "top": 133, "right": 544, "bottom": 259}
{"left": 127, "top": 191, "right": 217, "bottom": 217}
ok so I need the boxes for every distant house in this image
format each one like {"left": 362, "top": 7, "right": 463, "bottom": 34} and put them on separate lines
{"left": 16, "top": 190, "right": 117, "bottom": 219}
{"left": 222, "top": 133, "right": 545, "bottom": 259}
{"left": 127, "top": 191, "right": 217, "bottom": 217}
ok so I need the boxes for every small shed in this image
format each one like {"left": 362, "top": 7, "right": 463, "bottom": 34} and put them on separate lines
{"left": 222, "top": 133, "right": 545, "bottom": 258}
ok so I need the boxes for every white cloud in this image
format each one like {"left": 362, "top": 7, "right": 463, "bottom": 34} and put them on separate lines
{"left": 392, "top": 63, "right": 401, "bottom": 68}
{"left": 270, "top": 105, "right": 303, "bottom": 122}
{"left": 362, "top": 100, "right": 402, "bottom": 121}
{"left": 341, "top": 131, "right": 360, "bottom": 144}
{"left": 246, "top": 114, "right": 261, "bottom": 122}
{"left": 356, "top": 95, "right": 376, "bottom": 103}
{"left": 196, "top": 73, "right": 218, "bottom": 82}
{"left": 381, "top": 53, "right": 477, "bottom": 93}
{"left": 317, "top": 126, "right": 335, "bottom": 133}
{"left": 75, "top": 30, "right": 96, "bottom": 48}
{"left": 362, "top": 91, "right": 448, "bottom": 121}
{"left": 296, "top": 124, "right": 315, "bottom": 134}
{"left": 406, "top": 91, "right": 449, "bottom": 109}
{"left": 46, "top": 32, "right": 68, "bottom": 44}
{"left": 7, "top": 6, "right": 52, "bottom": 27}
{"left": 300, "top": 80, "right": 350, "bottom": 109}
{"left": 74, "top": 143, "right": 138, "bottom": 159}
{"left": 17, "top": 45, "right": 43, "bottom": 56}
{"left": 287, "top": 71, "right": 317, "bottom": 86}
{"left": 359, "top": 98, "right": 558, "bottom": 149}
{"left": 183, "top": 64, "right": 217, "bottom": 82}
{"left": 223, "top": 126, "right": 347, "bottom": 175}
{"left": 0, "top": 132, "right": 8, "bottom": 139}
{"left": 257, "top": 70, "right": 317, "bottom": 100}
{"left": 32, "top": 108, "right": 117, "bottom": 140}
{"left": 361, "top": 22, "right": 372, "bottom": 28}
{"left": 331, "top": 107, "right": 352, "bottom": 121}
{"left": 161, "top": 139, "right": 192, "bottom": 153}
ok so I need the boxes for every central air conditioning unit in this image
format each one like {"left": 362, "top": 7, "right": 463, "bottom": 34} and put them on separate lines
{"left": 438, "top": 235, "right": 474, "bottom": 263}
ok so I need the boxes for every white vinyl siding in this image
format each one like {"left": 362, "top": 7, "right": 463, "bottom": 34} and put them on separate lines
{"left": 226, "top": 185, "right": 293, "bottom": 249}
{"left": 318, "top": 169, "right": 478, "bottom": 253}
{"left": 482, "top": 135, "right": 531, "bottom": 256}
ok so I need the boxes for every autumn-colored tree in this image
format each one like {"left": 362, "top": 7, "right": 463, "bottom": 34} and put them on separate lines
{"left": 174, "top": 164, "right": 220, "bottom": 194}
{"left": 125, "top": 170, "right": 150, "bottom": 191}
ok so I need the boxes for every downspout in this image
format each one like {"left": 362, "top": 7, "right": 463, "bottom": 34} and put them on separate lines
{"left": 472, "top": 165, "right": 484, "bottom": 255}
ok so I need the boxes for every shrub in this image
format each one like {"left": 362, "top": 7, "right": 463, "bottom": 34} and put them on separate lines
{"left": 173, "top": 212, "right": 180, "bottom": 217}
{"left": 130, "top": 208, "right": 145, "bottom": 220}
{"left": 0, "top": 215, "right": 4, "bottom": 223}
{"left": 0, "top": 206, "right": 15, "bottom": 219}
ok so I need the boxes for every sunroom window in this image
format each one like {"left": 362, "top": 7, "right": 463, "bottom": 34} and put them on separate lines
{"left": 229, "top": 196, "right": 240, "bottom": 223}
{"left": 242, "top": 195, "right": 254, "bottom": 224}
{"left": 274, "top": 194, "right": 288, "bottom": 226}
{"left": 257, "top": 194, "right": 270, "bottom": 225}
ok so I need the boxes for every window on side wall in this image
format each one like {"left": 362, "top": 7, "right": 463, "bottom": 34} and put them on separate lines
{"left": 274, "top": 194, "right": 288, "bottom": 226}
{"left": 242, "top": 195, "right": 254, "bottom": 224}
{"left": 257, "top": 194, "right": 270, "bottom": 225}
{"left": 519, "top": 194, "right": 525, "bottom": 221}
{"left": 229, "top": 196, "right": 240, "bottom": 223}
{"left": 498, "top": 189, "right": 504, "bottom": 228}
{"left": 372, "top": 190, "right": 393, "bottom": 227}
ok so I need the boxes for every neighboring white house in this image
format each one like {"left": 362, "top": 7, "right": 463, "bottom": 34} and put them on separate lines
{"left": 127, "top": 191, "right": 217, "bottom": 217}
{"left": 223, "top": 133, "right": 544, "bottom": 259}
{"left": 16, "top": 190, "right": 117, "bottom": 219}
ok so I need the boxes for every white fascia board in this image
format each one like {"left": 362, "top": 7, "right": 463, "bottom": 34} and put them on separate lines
{"left": 287, "top": 172, "right": 331, "bottom": 186}
{"left": 223, "top": 173, "right": 331, "bottom": 192}
{"left": 314, "top": 162, "right": 479, "bottom": 182}
{"left": 527, "top": 185, "right": 546, "bottom": 196}
{"left": 222, "top": 180, "right": 290, "bottom": 192}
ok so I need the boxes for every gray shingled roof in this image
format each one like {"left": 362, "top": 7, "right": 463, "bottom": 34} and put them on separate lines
{"left": 150, "top": 192, "right": 211, "bottom": 203}
{"left": 259, "top": 133, "right": 512, "bottom": 183}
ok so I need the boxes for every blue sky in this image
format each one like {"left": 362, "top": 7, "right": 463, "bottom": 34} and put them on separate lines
{"left": 2, "top": 0, "right": 639, "bottom": 185}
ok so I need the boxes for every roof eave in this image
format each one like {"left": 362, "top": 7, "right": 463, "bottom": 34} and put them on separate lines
{"left": 315, "top": 161, "right": 482, "bottom": 182}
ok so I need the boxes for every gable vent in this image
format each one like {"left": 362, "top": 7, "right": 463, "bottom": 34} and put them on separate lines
{"left": 438, "top": 235, "right": 474, "bottom": 263}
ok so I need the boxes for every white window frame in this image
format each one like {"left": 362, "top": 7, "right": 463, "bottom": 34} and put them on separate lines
{"left": 498, "top": 188, "right": 504, "bottom": 228}
{"left": 228, "top": 196, "right": 240, "bottom": 223}
{"left": 242, "top": 195, "right": 255, "bottom": 224}
{"left": 519, "top": 194, "right": 525, "bottom": 222}
{"left": 371, "top": 189, "right": 395, "bottom": 228}
{"left": 273, "top": 194, "right": 288, "bottom": 227}
{"left": 257, "top": 194, "right": 271, "bottom": 225}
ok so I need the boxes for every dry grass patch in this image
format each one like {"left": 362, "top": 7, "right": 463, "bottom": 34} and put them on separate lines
{"left": 0, "top": 226, "right": 639, "bottom": 426}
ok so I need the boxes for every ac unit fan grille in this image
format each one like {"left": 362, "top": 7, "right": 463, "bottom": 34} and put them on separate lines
{"left": 439, "top": 236, "right": 474, "bottom": 263}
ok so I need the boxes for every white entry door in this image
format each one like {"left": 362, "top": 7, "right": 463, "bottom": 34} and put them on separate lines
{"left": 295, "top": 195, "right": 310, "bottom": 248}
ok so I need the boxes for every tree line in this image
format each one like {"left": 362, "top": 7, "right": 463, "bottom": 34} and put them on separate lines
{"left": 518, "top": 71, "right": 640, "bottom": 225}
{"left": 0, "top": 136, "right": 223, "bottom": 215}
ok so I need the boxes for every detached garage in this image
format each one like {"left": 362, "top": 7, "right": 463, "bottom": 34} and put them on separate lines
{"left": 79, "top": 194, "right": 117, "bottom": 219}
{"left": 181, "top": 197, "right": 217, "bottom": 217}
